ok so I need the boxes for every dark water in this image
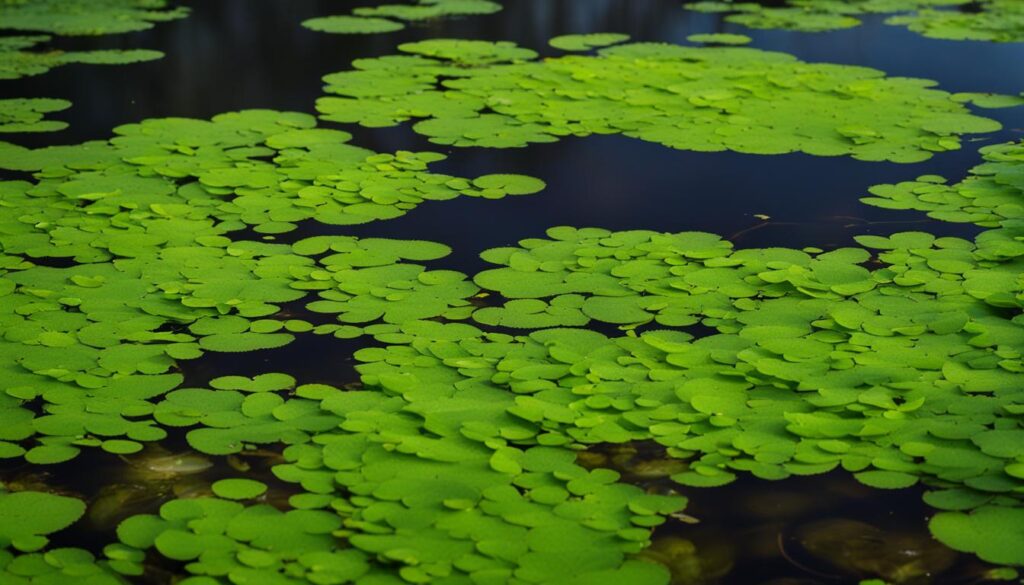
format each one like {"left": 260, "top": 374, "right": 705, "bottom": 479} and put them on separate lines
{"left": 3, "top": 2, "right": 1024, "bottom": 583}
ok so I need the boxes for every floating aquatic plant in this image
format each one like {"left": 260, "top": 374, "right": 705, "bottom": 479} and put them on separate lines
{"left": 863, "top": 140, "right": 1024, "bottom": 228}
{"left": 302, "top": 15, "right": 406, "bottom": 35}
{"left": 0, "top": 0, "right": 188, "bottom": 36}
{"left": 0, "top": 35, "right": 163, "bottom": 80}
{"left": 0, "top": 0, "right": 190, "bottom": 81}
{"left": 0, "top": 109, "right": 542, "bottom": 463}
{"left": 685, "top": 32, "right": 752, "bottom": 45}
{"left": 686, "top": 0, "right": 1024, "bottom": 42}
{"left": 548, "top": 33, "right": 631, "bottom": 51}
{"left": 3, "top": 23, "right": 1024, "bottom": 584}
{"left": 0, "top": 547, "right": 123, "bottom": 584}
{"left": 0, "top": 109, "right": 1022, "bottom": 585}
{"left": 124, "top": 375, "right": 688, "bottom": 583}
{"left": 887, "top": 0, "right": 1024, "bottom": 42}
{"left": 302, "top": 0, "right": 501, "bottom": 35}
{"left": 317, "top": 39, "right": 1002, "bottom": 162}
{"left": 0, "top": 490, "right": 86, "bottom": 551}
{"left": 0, "top": 98, "right": 70, "bottom": 133}
{"left": 2, "top": 140, "right": 1004, "bottom": 581}
{"left": 687, "top": 1, "right": 866, "bottom": 32}
{"left": 0, "top": 152, "right": 1020, "bottom": 583}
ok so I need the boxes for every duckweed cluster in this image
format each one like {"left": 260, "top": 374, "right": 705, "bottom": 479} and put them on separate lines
{"left": 685, "top": 33, "right": 752, "bottom": 45}
{"left": 0, "top": 35, "right": 162, "bottom": 81}
{"left": 303, "top": 0, "right": 501, "bottom": 35}
{"left": 686, "top": 0, "right": 1024, "bottom": 42}
{"left": 317, "top": 39, "right": 1000, "bottom": 162}
{"left": 2, "top": 120, "right": 1024, "bottom": 582}
{"left": 0, "top": 98, "right": 69, "bottom": 133}
{"left": 548, "top": 33, "right": 631, "bottom": 52}
{"left": 888, "top": 1, "right": 1024, "bottom": 42}
{"left": 0, "top": 0, "right": 189, "bottom": 148}
{"left": 0, "top": 0, "right": 188, "bottom": 36}
{"left": 863, "top": 140, "right": 1024, "bottom": 228}
{"left": 0, "top": 0, "right": 187, "bottom": 132}
{"left": 0, "top": 109, "right": 542, "bottom": 463}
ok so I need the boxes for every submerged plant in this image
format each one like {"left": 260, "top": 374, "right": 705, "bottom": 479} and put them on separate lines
{"left": 317, "top": 39, "right": 1001, "bottom": 162}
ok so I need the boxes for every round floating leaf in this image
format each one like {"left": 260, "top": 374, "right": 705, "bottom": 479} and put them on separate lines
{"left": 854, "top": 470, "right": 919, "bottom": 489}
{"left": 211, "top": 479, "right": 268, "bottom": 501}
{"left": 549, "top": 33, "right": 630, "bottom": 51}
{"left": 0, "top": 491, "right": 86, "bottom": 548}
{"left": 101, "top": 439, "right": 143, "bottom": 455}
{"left": 472, "top": 174, "right": 547, "bottom": 195}
{"left": 302, "top": 15, "right": 405, "bottom": 34}
{"left": 319, "top": 39, "right": 1001, "bottom": 161}
{"left": 930, "top": 506, "right": 1024, "bottom": 565}
{"left": 198, "top": 333, "right": 294, "bottom": 353}
{"left": 686, "top": 33, "right": 752, "bottom": 45}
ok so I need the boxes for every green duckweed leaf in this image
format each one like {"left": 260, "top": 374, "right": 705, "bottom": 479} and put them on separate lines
{"left": 686, "top": 33, "right": 753, "bottom": 45}
{"left": 0, "top": 491, "right": 86, "bottom": 551}
{"left": 855, "top": 470, "right": 919, "bottom": 489}
{"left": 686, "top": 0, "right": 1024, "bottom": 42}
{"left": 0, "top": 0, "right": 188, "bottom": 36}
{"left": 302, "top": 15, "right": 405, "bottom": 34}
{"left": 303, "top": 0, "right": 501, "bottom": 36}
{"left": 888, "top": 1, "right": 1024, "bottom": 42}
{"left": 212, "top": 479, "right": 268, "bottom": 500}
{"left": 0, "top": 35, "right": 164, "bottom": 80}
{"left": 472, "top": 174, "right": 547, "bottom": 195}
{"left": 0, "top": 98, "right": 71, "bottom": 133}
{"left": 549, "top": 33, "right": 630, "bottom": 51}
{"left": 198, "top": 333, "right": 295, "bottom": 353}
{"left": 930, "top": 506, "right": 1024, "bottom": 565}
{"left": 319, "top": 39, "right": 1000, "bottom": 161}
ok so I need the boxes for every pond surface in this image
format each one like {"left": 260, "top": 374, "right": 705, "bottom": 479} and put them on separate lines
{"left": 2, "top": 1, "right": 1024, "bottom": 584}
{"left": 7, "top": 0, "right": 1024, "bottom": 271}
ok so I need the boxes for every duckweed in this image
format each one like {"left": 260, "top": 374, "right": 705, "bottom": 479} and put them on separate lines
{"left": 685, "top": 33, "right": 753, "bottom": 45}
{"left": 0, "top": 98, "right": 70, "bottom": 133}
{"left": 0, "top": 35, "right": 162, "bottom": 80}
{"left": 303, "top": 0, "right": 501, "bottom": 35}
{"left": 2, "top": 132, "right": 1024, "bottom": 580}
{"left": 686, "top": 0, "right": 1024, "bottom": 42}
{"left": 0, "top": 0, "right": 188, "bottom": 36}
{"left": 317, "top": 39, "right": 1001, "bottom": 162}
{"left": 0, "top": 109, "right": 542, "bottom": 463}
